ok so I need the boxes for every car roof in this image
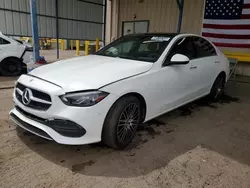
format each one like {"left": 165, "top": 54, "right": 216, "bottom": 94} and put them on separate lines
{"left": 126, "top": 33, "right": 179, "bottom": 37}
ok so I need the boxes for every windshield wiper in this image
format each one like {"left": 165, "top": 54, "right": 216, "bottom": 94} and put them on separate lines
{"left": 117, "top": 55, "right": 139, "bottom": 61}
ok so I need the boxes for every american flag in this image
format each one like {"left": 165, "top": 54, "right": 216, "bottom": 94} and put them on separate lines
{"left": 202, "top": 0, "right": 250, "bottom": 48}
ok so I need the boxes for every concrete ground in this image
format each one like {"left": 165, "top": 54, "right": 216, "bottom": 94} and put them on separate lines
{"left": 0, "top": 80, "right": 250, "bottom": 187}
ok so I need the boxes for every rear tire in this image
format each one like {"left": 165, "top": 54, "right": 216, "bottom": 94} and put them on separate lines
{"left": 102, "top": 96, "right": 141, "bottom": 149}
{"left": 209, "top": 75, "right": 225, "bottom": 101}
{"left": 0, "top": 58, "right": 22, "bottom": 76}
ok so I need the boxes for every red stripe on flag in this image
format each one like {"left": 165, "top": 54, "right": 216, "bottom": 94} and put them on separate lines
{"left": 202, "top": 32, "right": 250, "bottom": 39}
{"left": 243, "top": 4, "right": 250, "bottom": 9}
{"left": 203, "top": 23, "right": 250, "bottom": 29}
{"left": 241, "top": 14, "right": 250, "bottom": 19}
{"left": 213, "top": 42, "right": 250, "bottom": 48}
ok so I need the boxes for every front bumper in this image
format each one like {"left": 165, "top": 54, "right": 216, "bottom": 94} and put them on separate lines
{"left": 10, "top": 111, "right": 53, "bottom": 140}
{"left": 11, "top": 106, "right": 86, "bottom": 138}
{"left": 10, "top": 74, "right": 117, "bottom": 145}
{"left": 21, "top": 47, "right": 33, "bottom": 64}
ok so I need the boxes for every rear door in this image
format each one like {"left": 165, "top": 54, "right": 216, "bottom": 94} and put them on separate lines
{"left": 191, "top": 36, "right": 220, "bottom": 95}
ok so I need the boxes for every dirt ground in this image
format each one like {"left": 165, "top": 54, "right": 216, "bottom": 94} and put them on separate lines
{"left": 1, "top": 81, "right": 250, "bottom": 188}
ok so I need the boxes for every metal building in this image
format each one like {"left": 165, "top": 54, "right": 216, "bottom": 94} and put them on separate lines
{"left": 0, "top": 0, "right": 106, "bottom": 61}
{"left": 105, "top": 0, "right": 250, "bottom": 76}
{"left": 0, "top": 0, "right": 104, "bottom": 39}
{"left": 106, "top": 0, "right": 204, "bottom": 43}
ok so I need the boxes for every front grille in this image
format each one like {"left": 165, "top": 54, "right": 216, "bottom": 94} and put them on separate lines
{"left": 31, "top": 89, "right": 51, "bottom": 102}
{"left": 16, "top": 83, "right": 25, "bottom": 90}
{"left": 15, "top": 82, "right": 52, "bottom": 111}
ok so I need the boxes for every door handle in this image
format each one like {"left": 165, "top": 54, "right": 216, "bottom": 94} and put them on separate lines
{"left": 189, "top": 65, "right": 197, "bottom": 69}
{"left": 214, "top": 60, "right": 220, "bottom": 63}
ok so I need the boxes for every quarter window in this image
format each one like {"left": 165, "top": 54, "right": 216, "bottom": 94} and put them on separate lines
{"left": 0, "top": 37, "right": 10, "bottom": 45}
{"left": 193, "top": 37, "right": 216, "bottom": 58}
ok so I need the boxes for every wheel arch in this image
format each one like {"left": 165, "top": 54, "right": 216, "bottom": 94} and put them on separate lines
{"left": 0, "top": 56, "right": 25, "bottom": 75}
{"left": 105, "top": 92, "right": 147, "bottom": 125}
{"left": 119, "top": 92, "right": 147, "bottom": 123}
{"left": 211, "top": 71, "right": 226, "bottom": 89}
{"left": 218, "top": 71, "right": 226, "bottom": 81}
{"left": 0, "top": 56, "right": 22, "bottom": 64}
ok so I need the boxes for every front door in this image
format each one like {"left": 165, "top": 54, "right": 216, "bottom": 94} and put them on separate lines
{"left": 158, "top": 37, "right": 201, "bottom": 112}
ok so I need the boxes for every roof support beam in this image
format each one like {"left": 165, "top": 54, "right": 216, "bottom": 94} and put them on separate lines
{"left": 176, "top": 0, "right": 184, "bottom": 33}
{"left": 103, "top": 0, "right": 107, "bottom": 46}
{"left": 29, "top": 0, "right": 40, "bottom": 62}
{"left": 55, "top": 0, "right": 59, "bottom": 59}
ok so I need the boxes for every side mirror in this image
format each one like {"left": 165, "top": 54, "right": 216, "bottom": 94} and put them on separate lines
{"left": 170, "top": 54, "right": 190, "bottom": 65}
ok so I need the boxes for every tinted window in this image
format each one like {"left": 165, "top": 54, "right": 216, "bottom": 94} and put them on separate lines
{"left": 0, "top": 37, "right": 10, "bottom": 45}
{"left": 116, "top": 41, "right": 134, "bottom": 54}
{"left": 166, "top": 37, "right": 196, "bottom": 61}
{"left": 193, "top": 37, "right": 216, "bottom": 58}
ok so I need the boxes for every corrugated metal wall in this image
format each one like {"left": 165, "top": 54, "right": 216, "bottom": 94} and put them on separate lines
{"left": 57, "top": 0, "right": 104, "bottom": 40}
{"left": 37, "top": 0, "right": 56, "bottom": 38}
{"left": 117, "top": 0, "right": 204, "bottom": 37}
{"left": 182, "top": 0, "right": 204, "bottom": 34}
{"left": 0, "top": 0, "right": 104, "bottom": 40}
{"left": 0, "top": 0, "right": 32, "bottom": 36}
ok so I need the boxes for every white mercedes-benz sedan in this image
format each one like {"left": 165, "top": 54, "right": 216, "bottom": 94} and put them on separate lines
{"left": 10, "top": 33, "right": 230, "bottom": 149}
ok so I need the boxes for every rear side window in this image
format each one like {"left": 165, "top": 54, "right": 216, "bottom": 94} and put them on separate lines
{"left": 0, "top": 37, "right": 10, "bottom": 45}
{"left": 193, "top": 37, "right": 216, "bottom": 58}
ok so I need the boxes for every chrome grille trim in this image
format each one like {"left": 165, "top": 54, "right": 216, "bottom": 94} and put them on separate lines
{"left": 15, "top": 82, "right": 52, "bottom": 111}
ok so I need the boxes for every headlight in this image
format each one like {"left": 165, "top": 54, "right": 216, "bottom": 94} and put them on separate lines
{"left": 60, "top": 91, "right": 109, "bottom": 107}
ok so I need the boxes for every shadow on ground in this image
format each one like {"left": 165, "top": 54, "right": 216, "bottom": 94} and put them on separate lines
{"left": 17, "top": 82, "right": 250, "bottom": 178}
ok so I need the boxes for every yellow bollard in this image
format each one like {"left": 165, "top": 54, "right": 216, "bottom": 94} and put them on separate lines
{"left": 76, "top": 40, "right": 80, "bottom": 56}
{"left": 60, "top": 40, "right": 65, "bottom": 50}
{"left": 85, "top": 41, "right": 89, "bottom": 56}
{"left": 95, "top": 38, "right": 100, "bottom": 52}
{"left": 70, "top": 40, "right": 73, "bottom": 50}
{"left": 39, "top": 39, "right": 42, "bottom": 48}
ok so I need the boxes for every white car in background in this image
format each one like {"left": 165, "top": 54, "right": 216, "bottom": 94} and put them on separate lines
{"left": 10, "top": 33, "right": 230, "bottom": 149}
{"left": 0, "top": 32, "right": 33, "bottom": 76}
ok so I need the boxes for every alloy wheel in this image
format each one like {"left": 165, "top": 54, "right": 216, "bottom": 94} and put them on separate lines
{"left": 215, "top": 77, "right": 224, "bottom": 99}
{"left": 117, "top": 103, "right": 140, "bottom": 144}
{"left": 5, "top": 61, "right": 17, "bottom": 73}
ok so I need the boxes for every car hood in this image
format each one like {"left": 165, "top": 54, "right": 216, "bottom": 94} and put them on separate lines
{"left": 29, "top": 55, "right": 153, "bottom": 92}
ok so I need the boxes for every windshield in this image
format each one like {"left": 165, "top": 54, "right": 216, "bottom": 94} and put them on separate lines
{"left": 96, "top": 35, "right": 173, "bottom": 63}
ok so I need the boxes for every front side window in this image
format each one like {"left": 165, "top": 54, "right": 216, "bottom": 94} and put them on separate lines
{"left": 166, "top": 37, "right": 196, "bottom": 61}
{"left": 96, "top": 35, "right": 174, "bottom": 62}
{"left": 193, "top": 37, "right": 216, "bottom": 58}
{"left": 0, "top": 37, "right": 10, "bottom": 45}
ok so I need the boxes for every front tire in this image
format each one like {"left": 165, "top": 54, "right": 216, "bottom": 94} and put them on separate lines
{"left": 209, "top": 75, "right": 225, "bottom": 101}
{"left": 0, "top": 58, "right": 22, "bottom": 76}
{"left": 102, "top": 96, "right": 141, "bottom": 149}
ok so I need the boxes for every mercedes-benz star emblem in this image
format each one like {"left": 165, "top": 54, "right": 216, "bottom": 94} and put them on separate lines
{"left": 22, "top": 88, "right": 32, "bottom": 105}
